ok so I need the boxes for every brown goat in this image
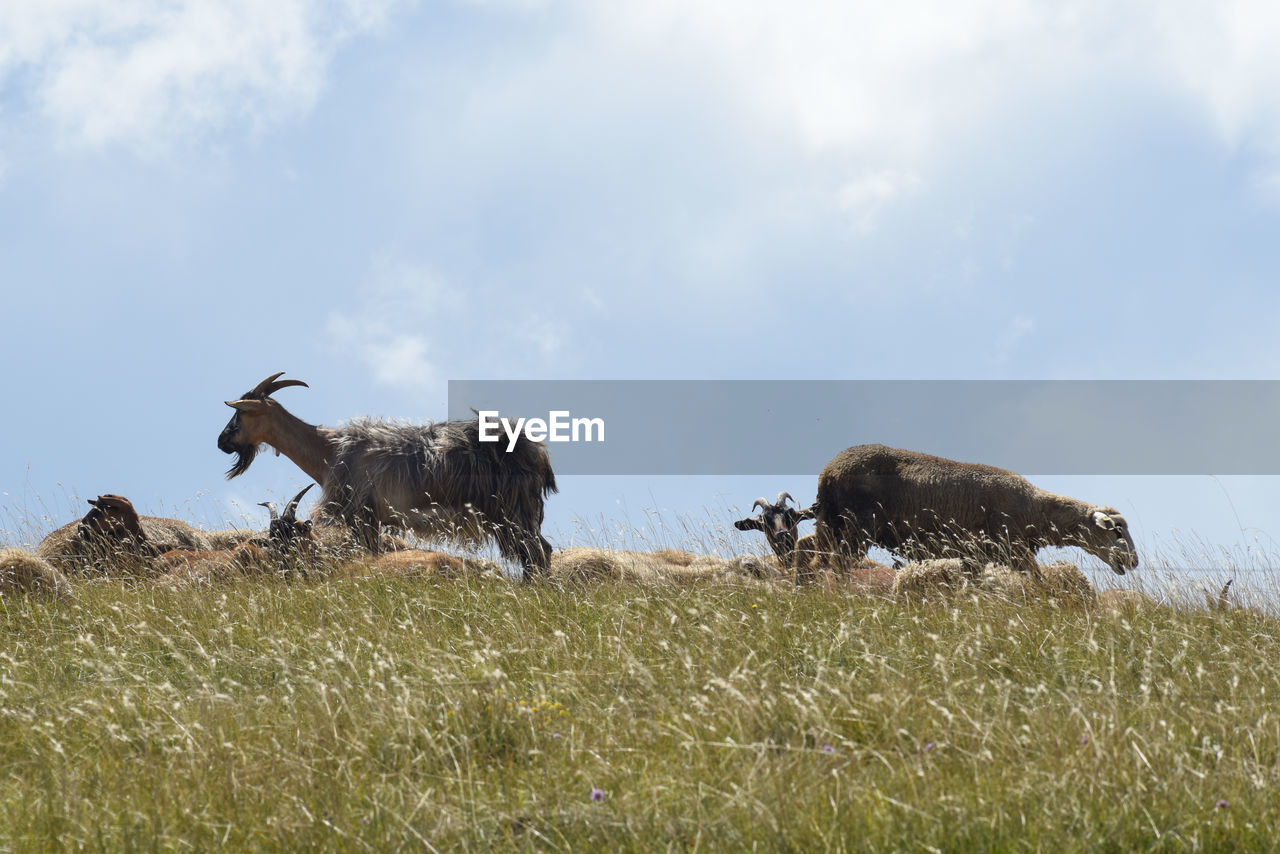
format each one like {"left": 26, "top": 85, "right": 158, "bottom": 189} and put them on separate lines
{"left": 216, "top": 372, "right": 558, "bottom": 577}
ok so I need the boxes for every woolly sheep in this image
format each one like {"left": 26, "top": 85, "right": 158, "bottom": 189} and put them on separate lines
{"left": 0, "top": 549, "right": 73, "bottom": 601}
{"left": 813, "top": 444, "right": 1138, "bottom": 575}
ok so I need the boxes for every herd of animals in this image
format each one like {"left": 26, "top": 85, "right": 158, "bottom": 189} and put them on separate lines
{"left": 0, "top": 372, "right": 1148, "bottom": 607}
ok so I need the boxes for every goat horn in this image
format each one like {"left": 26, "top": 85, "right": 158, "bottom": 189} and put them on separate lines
{"left": 283, "top": 483, "right": 314, "bottom": 521}
{"left": 752, "top": 497, "right": 769, "bottom": 513}
{"left": 776, "top": 491, "right": 794, "bottom": 507}
{"left": 258, "top": 501, "right": 279, "bottom": 522}
{"left": 247, "top": 372, "right": 309, "bottom": 399}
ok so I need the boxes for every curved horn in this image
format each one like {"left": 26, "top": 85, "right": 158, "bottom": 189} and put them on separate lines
{"left": 752, "top": 497, "right": 770, "bottom": 513}
{"left": 282, "top": 483, "right": 315, "bottom": 522}
{"left": 776, "top": 491, "right": 795, "bottom": 507}
{"left": 246, "top": 372, "right": 309, "bottom": 399}
{"left": 258, "top": 501, "right": 280, "bottom": 522}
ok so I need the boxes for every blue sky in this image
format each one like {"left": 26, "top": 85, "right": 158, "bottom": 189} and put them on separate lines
{"left": 4, "top": 0, "right": 1280, "bottom": 576}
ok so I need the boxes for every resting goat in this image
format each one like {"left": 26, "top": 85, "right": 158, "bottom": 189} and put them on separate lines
{"left": 37, "top": 494, "right": 211, "bottom": 576}
{"left": 216, "top": 373, "right": 558, "bottom": 577}
{"left": 733, "top": 492, "right": 814, "bottom": 570}
{"left": 155, "top": 485, "right": 321, "bottom": 582}
{"left": 813, "top": 444, "right": 1138, "bottom": 576}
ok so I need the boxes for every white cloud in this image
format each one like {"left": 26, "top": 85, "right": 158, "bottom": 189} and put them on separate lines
{"left": 838, "top": 170, "right": 922, "bottom": 233}
{"left": 0, "top": 0, "right": 404, "bottom": 149}
{"left": 327, "top": 255, "right": 462, "bottom": 392}
{"left": 327, "top": 252, "right": 579, "bottom": 391}
{"left": 472, "top": 0, "right": 1280, "bottom": 231}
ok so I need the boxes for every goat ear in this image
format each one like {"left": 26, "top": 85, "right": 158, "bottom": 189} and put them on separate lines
{"left": 797, "top": 506, "right": 816, "bottom": 521}
{"left": 226, "top": 399, "right": 267, "bottom": 412}
{"left": 734, "top": 518, "right": 764, "bottom": 531}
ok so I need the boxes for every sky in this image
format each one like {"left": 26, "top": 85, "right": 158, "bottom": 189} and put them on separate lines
{"left": 4, "top": 0, "right": 1280, "bottom": 581}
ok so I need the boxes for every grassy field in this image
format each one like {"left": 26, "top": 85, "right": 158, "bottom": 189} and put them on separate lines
{"left": 1, "top": 559, "right": 1279, "bottom": 852}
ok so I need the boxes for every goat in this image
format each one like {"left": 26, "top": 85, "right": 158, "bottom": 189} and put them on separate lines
{"left": 36, "top": 494, "right": 211, "bottom": 577}
{"left": 733, "top": 492, "right": 815, "bottom": 573}
{"left": 155, "top": 485, "right": 322, "bottom": 583}
{"left": 813, "top": 444, "right": 1138, "bottom": 576}
{"left": 216, "top": 372, "right": 558, "bottom": 577}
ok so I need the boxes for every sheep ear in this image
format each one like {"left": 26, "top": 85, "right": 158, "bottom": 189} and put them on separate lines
{"left": 1092, "top": 510, "right": 1117, "bottom": 530}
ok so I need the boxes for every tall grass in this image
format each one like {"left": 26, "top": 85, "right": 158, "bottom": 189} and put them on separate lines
{"left": 2, "top": 566, "right": 1279, "bottom": 850}
{"left": 6, "top": 500, "right": 1280, "bottom": 850}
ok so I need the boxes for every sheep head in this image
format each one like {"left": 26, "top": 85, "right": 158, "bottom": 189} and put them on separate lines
{"left": 733, "top": 491, "right": 816, "bottom": 566}
{"left": 1078, "top": 507, "right": 1139, "bottom": 575}
{"left": 218, "top": 372, "right": 309, "bottom": 479}
{"left": 76, "top": 494, "right": 148, "bottom": 546}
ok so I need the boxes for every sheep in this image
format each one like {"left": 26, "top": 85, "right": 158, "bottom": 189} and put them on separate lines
{"left": 36, "top": 494, "right": 212, "bottom": 577}
{"left": 548, "top": 547, "right": 769, "bottom": 586}
{"left": 733, "top": 492, "right": 815, "bottom": 570}
{"left": 812, "top": 444, "right": 1138, "bottom": 577}
{"left": 0, "top": 549, "right": 73, "bottom": 601}
{"left": 216, "top": 372, "right": 558, "bottom": 578}
{"left": 891, "top": 558, "right": 1096, "bottom": 605}
{"left": 1096, "top": 588, "right": 1161, "bottom": 614}
{"left": 342, "top": 549, "right": 504, "bottom": 580}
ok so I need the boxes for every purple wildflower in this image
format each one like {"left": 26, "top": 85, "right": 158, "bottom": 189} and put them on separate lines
{"left": 822, "top": 744, "right": 835, "bottom": 754}
{"left": 1216, "top": 799, "right": 1229, "bottom": 810}
{"left": 590, "top": 788, "right": 606, "bottom": 803}
{"left": 1081, "top": 734, "right": 1090, "bottom": 745}
{"left": 923, "top": 741, "right": 936, "bottom": 752}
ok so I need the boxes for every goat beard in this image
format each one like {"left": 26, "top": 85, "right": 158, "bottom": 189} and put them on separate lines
{"left": 223, "top": 442, "right": 264, "bottom": 480}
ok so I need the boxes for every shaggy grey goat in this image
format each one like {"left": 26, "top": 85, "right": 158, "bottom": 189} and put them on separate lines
{"left": 733, "top": 492, "right": 815, "bottom": 571}
{"left": 216, "top": 373, "right": 558, "bottom": 576}
{"left": 813, "top": 444, "right": 1138, "bottom": 575}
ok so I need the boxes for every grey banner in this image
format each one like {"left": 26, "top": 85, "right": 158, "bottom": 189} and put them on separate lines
{"left": 446, "top": 380, "right": 1280, "bottom": 475}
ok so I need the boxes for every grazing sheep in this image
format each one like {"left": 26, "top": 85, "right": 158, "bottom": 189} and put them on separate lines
{"left": 813, "top": 444, "right": 1138, "bottom": 575}
{"left": 216, "top": 373, "right": 557, "bottom": 577}
{"left": 36, "top": 494, "right": 211, "bottom": 577}
{"left": 733, "top": 492, "right": 815, "bottom": 571}
{"left": 0, "top": 549, "right": 73, "bottom": 601}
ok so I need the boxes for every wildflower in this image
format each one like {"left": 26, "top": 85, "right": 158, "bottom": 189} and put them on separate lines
{"left": 923, "top": 741, "right": 936, "bottom": 752}
{"left": 552, "top": 732, "right": 563, "bottom": 739}
{"left": 821, "top": 745, "right": 835, "bottom": 754}
{"left": 1216, "top": 799, "right": 1229, "bottom": 810}
{"left": 590, "top": 788, "right": 606, "bottom": 802}
{"left": 1080, "top": 734, "right": 1090, "bottom": 745}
